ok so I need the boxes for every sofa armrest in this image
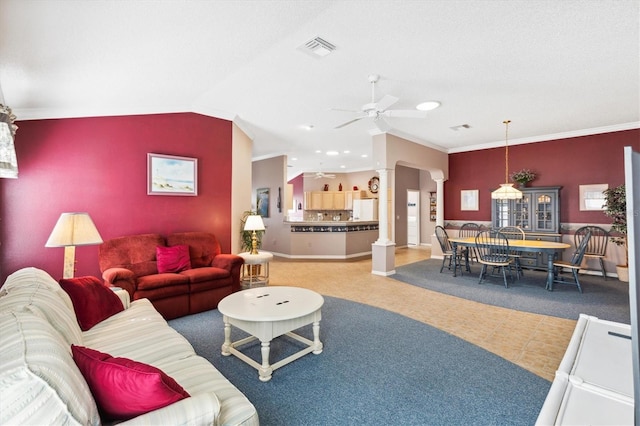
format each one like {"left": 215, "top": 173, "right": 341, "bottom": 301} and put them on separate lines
{"left": 211, "top": 254, "right": 244, "bottom": 271}
{"left": 111, "top": 288, "right": 131, "bottom": 309}
{"left": 119, "top": 392, "right": 220, "bottom": 426}
{"left": 211, "top": 254, "right": 244, "bottom": 292}
{"left": 102, "top": 267, "right": 136, "bottom": 297}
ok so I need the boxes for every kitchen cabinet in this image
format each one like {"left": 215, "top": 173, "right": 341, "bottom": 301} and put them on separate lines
{"left": 304, "top": 191, "right": 363, "bottom": 210}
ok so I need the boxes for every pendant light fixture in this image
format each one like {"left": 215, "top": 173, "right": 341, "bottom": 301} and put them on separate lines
{"left": 491, "top": 120, "right": 523, "bottom": 200}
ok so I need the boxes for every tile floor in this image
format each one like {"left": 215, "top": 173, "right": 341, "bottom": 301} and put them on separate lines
{"left": 268, "top": 246, "right": 577, "bottom": 382}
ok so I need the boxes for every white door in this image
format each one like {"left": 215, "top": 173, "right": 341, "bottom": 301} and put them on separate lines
{"left": 407, "top": 190, "right": 420, "bottom": 246}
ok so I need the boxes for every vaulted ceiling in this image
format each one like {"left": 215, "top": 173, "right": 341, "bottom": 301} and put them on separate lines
{"left": 1, "top": 0, "right": 638, "bottom": 179}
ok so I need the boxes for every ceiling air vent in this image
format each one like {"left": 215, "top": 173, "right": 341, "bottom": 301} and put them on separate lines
{"left": 299, "top": 36, "right": 336, "bottom": 58}
{"left": 450, "top": 124, "right": 471, "bottom": 131}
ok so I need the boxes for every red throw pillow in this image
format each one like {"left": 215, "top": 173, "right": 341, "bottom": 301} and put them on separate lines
{"left": 156, "top": 245, "right": 192, "bottom": 273}
{"left": 59, "top": 276, "right": 124, "bottom": 331}
{"left": 71, "top": 345, "right": 190, "bottom": 420}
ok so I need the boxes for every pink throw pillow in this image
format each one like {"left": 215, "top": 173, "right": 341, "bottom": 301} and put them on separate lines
{"left": 59, "top": 276, "right": 124, "bottom": 331}
{"left": 71, "top": 345, "right": 190, "bottom": 420}
{"left": 156, "top": 245, "right": 192, "bottom": 273}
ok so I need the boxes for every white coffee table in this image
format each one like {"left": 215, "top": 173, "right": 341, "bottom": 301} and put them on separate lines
{"left": 218, "top": 286, "right": 324, "bottom": 382}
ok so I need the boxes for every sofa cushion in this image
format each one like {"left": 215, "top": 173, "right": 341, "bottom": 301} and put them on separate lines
{"left": 59, "top": 276, "right": 124, "bottom": 331}
{"left": 157, "top": 244, "right": 192, "bottom": 273}
{"left": 166, "top": 232, "right": 222, "bottom": 268}
{"left": 71, "top": 345, "right": 190, "bottom": 421}
{"left": 136, "top": 273, "right": 190, "bottom": 292}
{"left": 180, "top": 266, "right": 231, "bottom": 284}
{"left": 0, "top": 311, "right": 100, "bottom": 426}
{"left": 0, "top": 268, "right": 83, "bottom": 346}
{"left": 98, "top": 233, "right": 164, "bottom": 277}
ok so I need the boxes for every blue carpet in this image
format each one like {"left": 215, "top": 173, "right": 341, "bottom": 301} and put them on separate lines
{"left": 170, "top": 296, "right": 550, "bottom": 426}
{"left": 393, "top": 259, "right": 630, "bottom": 324}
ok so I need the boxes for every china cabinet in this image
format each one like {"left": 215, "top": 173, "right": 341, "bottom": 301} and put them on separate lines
{"left": 491, "top": 186, "right": 562, "bottom": 270}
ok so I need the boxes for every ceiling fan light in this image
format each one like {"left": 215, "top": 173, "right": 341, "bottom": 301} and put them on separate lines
{"left": 416, "top": 101, "right": 441, "bottom": 111}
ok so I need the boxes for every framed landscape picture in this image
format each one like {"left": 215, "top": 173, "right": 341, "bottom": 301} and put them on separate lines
{"left": 147, "top": 153, "right": 198, "bottom": 196}
{"left": 257, "top": 188, "right": 270, "bottom": 217}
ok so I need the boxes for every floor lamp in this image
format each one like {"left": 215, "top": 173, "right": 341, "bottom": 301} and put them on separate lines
{"left": 45, "top": 212, "right": 103, "bottom": 278}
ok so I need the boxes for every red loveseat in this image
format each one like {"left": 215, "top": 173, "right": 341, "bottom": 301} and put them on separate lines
{"left": 98, "top": 232, "right": 244, "bottom": 319}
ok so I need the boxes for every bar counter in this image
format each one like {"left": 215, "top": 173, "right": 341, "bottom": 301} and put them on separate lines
{"left": 283, "top": 220, "right": 379, "bottom": 259}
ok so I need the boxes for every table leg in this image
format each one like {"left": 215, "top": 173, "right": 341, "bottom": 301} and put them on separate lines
{"left": 452, "top": 242, "right": 459, "bottom": 277}
{"left": 546, "top": 252, "right": 555, "bottom": 291}
{"left": 259, "top": 340, "right": 273, "bottom": 382}
{"left": 312, "top": 320, "right": 323, "bottom": 354}
{"left": 221, "top": 317, "right": 231, "bottom": 356}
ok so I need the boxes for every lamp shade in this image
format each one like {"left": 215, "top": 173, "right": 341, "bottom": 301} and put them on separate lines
{"left": 491, "top": 183, "right": 523, "bottom": 200}
{"left": 243, "top": 215, "right": 265, "bottom": 232}
{"left": 45, "top": 212, "right": 103, "bottom": 247}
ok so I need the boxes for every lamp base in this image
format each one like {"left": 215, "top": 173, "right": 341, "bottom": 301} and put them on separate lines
{"left": 250, "top": 231, "right": 259, "bottom": 255}
{"left": 62, "top": 245, "right": 76, "bottom": 279}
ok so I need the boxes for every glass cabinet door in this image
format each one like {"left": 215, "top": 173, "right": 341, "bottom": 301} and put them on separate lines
{"left": 513, "top": 193, "right": 531, "bottom": 230}
{"left": 534, "top": 192, "right": 556, "bottom": 232}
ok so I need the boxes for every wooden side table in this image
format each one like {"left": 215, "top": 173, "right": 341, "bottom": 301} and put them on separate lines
{"left": 238, "top": 251, "right": 273, "bottom": 289}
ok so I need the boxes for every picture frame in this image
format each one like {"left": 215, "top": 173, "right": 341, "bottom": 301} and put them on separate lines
{"left": 257, "top": 187, "right": 270, "bottom": 217}
{"left": 460, "top": 189, "right": 479, "bottom": 211}
{"left": 147, "top": 153, "right": 198, "bottom": 196}
{"left": 579, "top": 184, "right": 608, "bottom": 211}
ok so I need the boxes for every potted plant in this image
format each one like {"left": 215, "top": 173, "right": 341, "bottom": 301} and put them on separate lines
{"left": 602, "top": 184, "right": 628, "bottom": 282}
{"left": 509, "top": 169, "right": 536, "bottom": 187}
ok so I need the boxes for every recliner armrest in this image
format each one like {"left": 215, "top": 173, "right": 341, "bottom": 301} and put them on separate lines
{"left": 211, "top": 254, "right": 244, "bottom": 271}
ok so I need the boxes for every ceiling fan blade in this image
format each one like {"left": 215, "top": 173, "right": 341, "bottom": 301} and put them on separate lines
{"left": 375, "top": 95, "right": 399, "bottom": 112}
{"left": 334, "top": 116, "right": 367, "bottom": 129}
{"left": 374, "top": 117, "right": 392, "bottom": 133}
{"left": 329, "top": 107, "right": 360, "bottom": 113}
{"left": 383, "top": 109, "right": 429, "bottom": 118}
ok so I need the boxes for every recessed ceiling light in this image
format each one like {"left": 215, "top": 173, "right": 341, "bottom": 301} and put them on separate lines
{"left": 450, "top": 124, "right": 471, "bottom": 131}
{"left": 361, "top": 154, "right": 368, "bottom": 158}
{"left": 416, "top": 101, "right": 441, "bottom": 111}
{"left": 340, "top": 165, "right": 346, "bottom": 169}
{"left": 315, "top": 150, "right": 322, "bottom": 154}
{"left": 343, "top": 150, "right": 350, "bottom": 154}
{"left": 300, "top": 124, "right": 314, "bottom": 131}
{"left": 291, "top": 157, "right": 298, "bottom": 161}
{"left": 326, "top": 151, "right": 339, "bottom": 156}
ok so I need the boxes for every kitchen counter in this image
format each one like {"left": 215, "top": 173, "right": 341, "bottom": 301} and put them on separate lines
{"left": 285, "top": 220, "right": 378, "bottom": 233}
{"left": 283, "top": 221, "right": 379, "bottom": 259}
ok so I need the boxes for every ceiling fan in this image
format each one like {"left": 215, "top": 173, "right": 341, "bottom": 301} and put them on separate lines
{"left": 332, "top": 74, "right": 429, "bottom": 131}
{"left": 303, "top": 170, "right": 336, "bottom": 179}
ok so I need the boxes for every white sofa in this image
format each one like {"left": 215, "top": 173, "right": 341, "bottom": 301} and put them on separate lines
{"left": 0, "top": 267, "right": 259, "bottom": 425}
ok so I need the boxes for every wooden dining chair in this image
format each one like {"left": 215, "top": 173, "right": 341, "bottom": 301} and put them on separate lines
{"left": 435, "top": 225, "right": 465, "bottom": 275}
{"left": 553, "top": 230, "right": 592, "bottom": 293}
{"left": 574, "top": 225, "right": 608, "bottom": 280}
{"left": 475, "top": 230, "right": 513, "bottom": 288}
{"left": 459, "top": 222, "right": 481, "bottom": 263}
{"left": 498, "top": 226, "right": 525, "bottom": 279}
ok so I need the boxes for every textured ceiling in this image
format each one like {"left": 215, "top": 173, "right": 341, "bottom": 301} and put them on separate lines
{"left": 1, "top": 0, "right": 638, "bottom": 179}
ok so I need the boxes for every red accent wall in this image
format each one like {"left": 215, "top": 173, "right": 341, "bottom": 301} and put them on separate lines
{"left": 0, "top": 113, "right": 233, "bottom": 283}
{"left": 445, "top": 129, "right": 640, "bottom": 223}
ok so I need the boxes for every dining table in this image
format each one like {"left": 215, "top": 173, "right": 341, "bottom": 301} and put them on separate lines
{"left": 448, "top": 236, "right": 571, "bottom": 290}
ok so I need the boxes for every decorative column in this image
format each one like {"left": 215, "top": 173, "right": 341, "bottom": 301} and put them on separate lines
{"left": 430, "top": 178, "right": 446, "bottom": 261}
{"left": 372, "top": 168, "right": 396, "bottom": 276}
{"left": 435, "top": 178, "right": 444, "bottom": 227}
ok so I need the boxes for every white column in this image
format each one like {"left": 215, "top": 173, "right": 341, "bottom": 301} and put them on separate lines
{"left": 372, "top": 168, "right": 396, "bottom": 276}
{"left": 435, "top": 178, "right": 445, "bottom": 227}
{"left": 376, "top": 168, "right": 390, "bottom": 244}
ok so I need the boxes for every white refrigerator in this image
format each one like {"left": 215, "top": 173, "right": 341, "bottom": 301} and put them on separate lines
{"left": 352, "top": 199, "right": 378, "bottom": 221}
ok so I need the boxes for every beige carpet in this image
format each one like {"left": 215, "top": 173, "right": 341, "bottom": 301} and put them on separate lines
{"left": 268, "top": 246, "right": 576, "bottom": 382}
